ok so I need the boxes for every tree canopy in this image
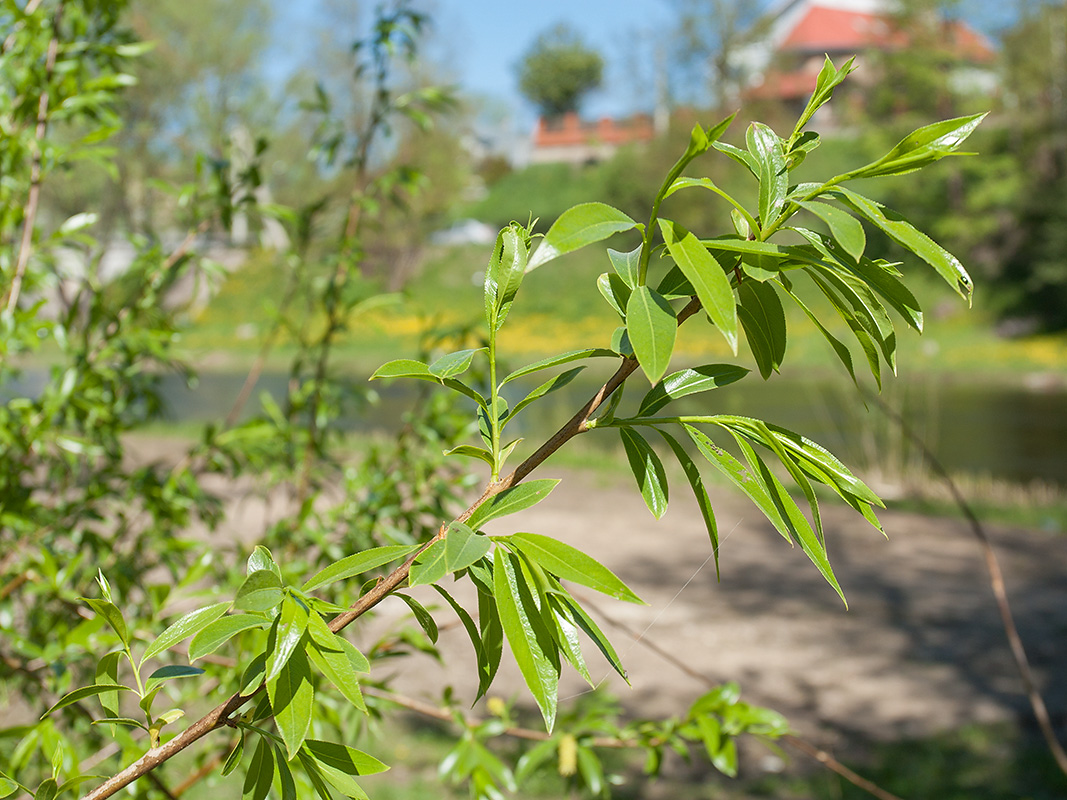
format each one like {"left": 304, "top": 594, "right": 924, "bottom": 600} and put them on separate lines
{"left": 517, "top": 23, "right": 603, "bottom": 119}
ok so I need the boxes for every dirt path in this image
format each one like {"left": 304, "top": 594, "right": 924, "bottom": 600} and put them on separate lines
{"left": 374, "top": 466, "right": 1067, "bottom": 752}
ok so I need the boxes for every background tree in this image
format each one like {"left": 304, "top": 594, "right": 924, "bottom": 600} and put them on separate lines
{"left": 517, "top": 23, "right": 603, "bottom": 119}
{"left": 671, "top": 0, "right": 764, "bottom": 112}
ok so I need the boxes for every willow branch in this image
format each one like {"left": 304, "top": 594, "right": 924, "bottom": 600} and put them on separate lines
{"left": 861, "top": 388, "right": 1067, "bottom": 778}
{"left": 81, "top": 297, "right": 705, "bottom": 799}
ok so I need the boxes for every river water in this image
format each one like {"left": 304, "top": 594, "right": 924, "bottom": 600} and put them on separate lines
{"left": 142, "top": 368, "right": 1067, "bottom": 488}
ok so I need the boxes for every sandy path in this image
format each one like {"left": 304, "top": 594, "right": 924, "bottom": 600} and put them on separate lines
{"left": 372, "top": 466, "right": 1067, "bottom": 751}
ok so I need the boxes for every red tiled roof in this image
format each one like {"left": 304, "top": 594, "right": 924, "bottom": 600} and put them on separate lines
{"left": 779, "top": 5, "right": 995, "bottom": 62}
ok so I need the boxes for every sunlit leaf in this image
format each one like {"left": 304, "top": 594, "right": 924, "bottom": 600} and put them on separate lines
{"left": 268, "top": 647, "right": 315, "bottom": 760}
{"left": 467, "top": 479, "right": 559, "bottom": 530}
{"left": 626, "top": 285, "right": 677, "bottom": 384}
{"left": 189, "top": 615, "right": 270, "bottom": 661}
{"left": 141, "top": 602, "right": 231, "bottom": 664}
{"left": 660, "top": 220, "right": 737, "bottom": 353}
{"left": 235, "top": 570, "right": 284, "bottom": 613}
{"left": 508, "top": 532, "right": 643, "bottom": 603}
{"left": 528, "top": 202, "right": 639, "bottom": 271}
{"left": 303, "top": 545, "right": 419, "bottom": 592}
{"left": 619, "top": 427, "right": 669, "bottom": 519}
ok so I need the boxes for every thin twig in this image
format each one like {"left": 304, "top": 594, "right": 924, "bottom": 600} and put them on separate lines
{"left": 4, "top": 1, "right": 63, "bottom": 314}
{"left": 575, "top": 593, "right": 907, "bottom": 800}
{"left": 861, "top": 387, "right": 1067, "bottom": 777}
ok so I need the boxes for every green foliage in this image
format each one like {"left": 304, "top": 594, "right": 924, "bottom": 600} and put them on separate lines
{"left": 1, "top": 6, "right": 986, "bottom": 799}
{"left": 517, "top": 23, "right": 604, "bottom": 118}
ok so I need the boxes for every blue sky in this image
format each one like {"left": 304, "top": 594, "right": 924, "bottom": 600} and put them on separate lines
{"left": 273, "top": 0, "right": 1018, "bottom": 125}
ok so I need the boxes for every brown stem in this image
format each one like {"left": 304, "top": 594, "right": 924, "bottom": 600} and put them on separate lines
{"left": 861, "top": 388, "right": 1067, "bottom": 778}
{"left": 4, "top": 2, "right": 63, "bottom": 314}
{"left": 576, "top": 593, "right": 906, "bottom": 800}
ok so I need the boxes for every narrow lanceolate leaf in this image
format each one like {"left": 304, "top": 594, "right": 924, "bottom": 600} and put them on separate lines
{"left": 509, "top": 366, "right": 584, "bottom": 418}
{"left": 370, "top": 359, "right": 486, "bottom": 408}
{"left": 306, "top": 617, "right": 367, "bottom": 713}
{"left": 737, "top": 280, "right": 787, "bottom": 380}
{"left": 243, "top": 736, "right": 274, "bottom": 800}
{"left": 507, "top": 532, "right": 643, "bottom": 603}
{"left": 304, "top": 740, "right": 389, "bottom": 776}
{"left": 428, "top": 348, "right": 485, "bottom": 379}
{"left": 467, "top": 479, "right": 560, "bottom": 530}
{"left": 528, "top": 202, "right": 639, "bottom": 271}
{"left": 501, "top": 348, "right": 616, "bottom": 385}
{"left": 82, "top": 599, "right": 128, "bottom": 647}
{"left": 607, "top": 244, "right": 641, "bottom": 288}
{"left": 41, "top": 685, "right": 133, "bottom": 719}
{"left": 302, "top": 545, "right": 419, "bottom": 592}
{"left": 659, "top": 220, "right": 737, "bottom": 354}
{"left": 796, "top": 200, "right": 865, "bottom": 262}
{"left": 626, "top": 285, "right": 677, "bottom": 385}
{"left": 477, "top": 585, "right": 504, "bottom": 700}
{"left": 396, "top": 593, "right": 439, "bottom": 644}
{"left": 432, "top": 585, "right": 487, "bottom": 686}
{"left": 638, "top": 364, "right": 749, "bottom": 416}
{"left": 443, "top": 444, "right": 494, "bottom": 466}
{"left": 551, "top": 585, "right": 627, "bottom": 682}
{"left": 781, "top": 283, "right": 858, "bottom": 385}
{"left": 619, "top": 428, "right": 669, "bottom": 519}
{"left": 235, "top": 570, "right": 284, "bottom": 613}
{"left": 547, "top": 594, "right": 592, "bottom": 685}
{"left": 790, "top": 55, "right": 856, "bottom": 142}
{"left": 836, "top": 112, "right": 986, "bottom": 180}
{"left": 597, "top": 271, "right": 632, "bottom": 317}
{"left": 747, "top": 122, "right": 788, "bottom": 227}
{"left": 657, "top": 430, "right": 720, "bottom": 579}
{"left": 142, "top": 602, "right": 231, "bottom": 664}
{"left": 266, "top": 597, "right": 309, "bottom": 684}
{"left": 189, "top": 615, "right": 270, "bottom": 661}
{"left": 145, "top": 664, "right": 205, "bottom": 691}
{"left": 493, "top": 548, "right": 559, "bottom": 730}
{"left": 95, "top": 651, "right": 122, "bottom": 719}
{"left": 268, "top": 647, "right": 315, "bottom": 760}
{"left": 829, "top": 186, "right": 973, "bottom": 301}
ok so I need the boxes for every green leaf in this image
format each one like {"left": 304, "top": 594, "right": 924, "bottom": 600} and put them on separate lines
{"left": 836, "top": 112, "right": 986, "bottom": 180}
{"left": 796, "top": 200, "right": 865, "bottom": 262}
{"left": 657, "top": 430, "right": 720, "bottom": 579}
{"left": 747, "top": 122, "right": 788, "bottom": 227}
{"left": 607, "top": 244, "right": 641, "bottom": 288}
{"left": 145, "top": 665, "right": 205, "bottom": 691}
{"left": 712, "top": 140, "right": 758, "bottom": 178}
{"left": 41, "top": 685, "right": 133, "bottom": 719}
{"left": 493, "top": 548, "right": 559, "bottom": 730}
{"left": 467, "top": 479, "right": 559, "bottom": 530}
{"left": 243, "top": 736, "right": 274, "bottom": 800}
{"left": 552, "top": 588, "right": 627, "bottom": 683}
{"left": 445, "top": 522, "right": 492, "bottom": 572}
{"left": 247, "top": 546, "right": 279, "bottom": 577}
{"left": 266, "top": 597, "right": 309, "bottom": 684}
{"left": 443, "top": 444, "right": 495, "bottom": 466}
{"left": 597, "top": 271, "right": 632, "bottom": 317}
{"left": 528, "top": 202, "right": 639, "bottom": 271}
{"left": 91, "top": 717, "right": 147, "bottom": 731}
{"left": 302, "top": 545, "right": 419, "bottom": 592}
{"left": 235, "top": 570, "right": 284, "bottom": 613}
{"left": 656, "top": 264, "right": 695, "bottom": 299}
{"left": 307, "top": 611, "right": 370, "bottom": 673}
{"left": 789, "top": 56, "right": 856, "bottom": 143}
{"left": 431, "top": 585, "right": 487, "bottom": 687}
{"left": 370, "top": 359, "right": 486, "bottom": 408}
{"left": 484, "top": 225, "right": 528, "bottom": 330}
{"left": 306, "top": 615, "right": 367, "bottom": 714}
{"left": 477, "top": 584, "right": 504, "bottom": 700}
{"left": 509, "top": 367, "right": 584, "bottom": 419}
{"left": 507, "top": 532, "right": 643, "bottom": 603}
{"left": 142, "top": 602, "right": 231, "bottom": 664}
{"left": 429, "top": 348, "right": 485, "bottom": 379}
{"left": 619, "top": 428, "right": 669, "bottom": 519}
{"left": 82, "top": 599, "right": 128, "bottom": 647}
{"left": 272, "top": 743, "right": 298, "bottom": 800}
{"left": 637, "top": 364, "right": 749, "bottom": 416}
{"left": 626, "top": 285, "right": 677, "bottom": 385}
{"left": 305, "top": 740, "right": 389, "bottom": 776}
{"left": 0, "top": 773, "right": 21, "bottom": 799}
{"left": 34, "top": 779, "right": 57, "bottom": 800}
{"left": 780, "top": 281, "right": 858, "bottom": 385}
{"left": 500, "top": 348, "right": 616, "bottom": 385}
{"left": 659, "top": 220, "right": 737, "bottom": 354}
{"left": 737, "top": 280, "right": 787, "bottom": 379}
{"left": 268, "top": 647, "right": 315, "bottom": 760}
{"left": 222, "top": 735, "right": 244, "bottom": 776}
{"left": 546, "top": 593, "right": 592, "bottom": 684}
{"left": 829, "top": 187, "right": 973, "bottom": 301}
{"left": 409, "top": 539, "right": 448, "bottom": 587}
{"left": 95, "top": 651, "right": 122, "bottom": 719}
{"left": 396, "top": 593, "right": 439, "bottom": 644}
{"left": 189, "top": 615, "right": 270, "bottom": 661}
